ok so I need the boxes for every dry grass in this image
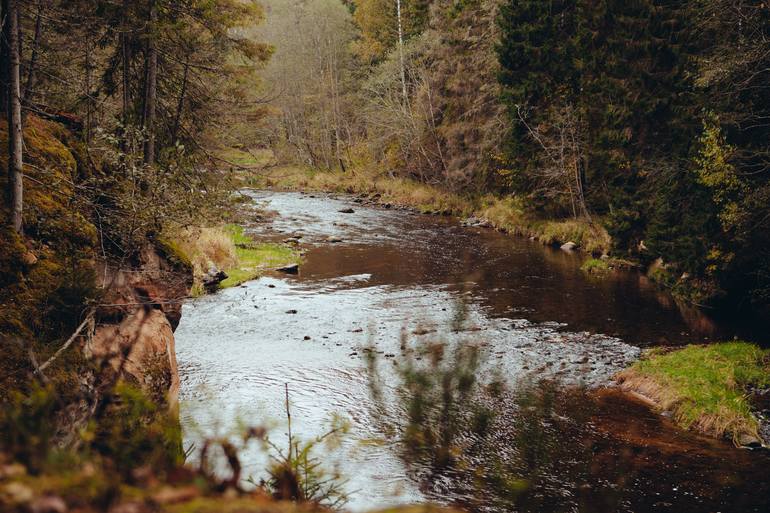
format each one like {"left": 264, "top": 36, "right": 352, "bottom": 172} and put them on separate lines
{"left": 616, "top": 342, "right": 770, "bottom": 445}
{"left": 173, "top": 227, "right": 238, "bottom": 279}
{"left": 166, "top": 225, "right": 299, "bottom": 294}
{"left": 247, "top": 166, "right": 611, "bottom": 255}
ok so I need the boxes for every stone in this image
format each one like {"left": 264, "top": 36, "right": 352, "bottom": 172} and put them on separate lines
{"left": 22, "top": 251, "right": 38, "bottom": 265}
{"left": 3, "top": 482, "right": 34, "bottom": 503}
{"left": 560, "top": 241, "right": 577, "bottom": 252}
{"left": 286, "top": 309, "right": 298, "bottom": 314}
{"left": 737, "top": 433, "right": 763, "bottom": 449}
{"left": 30, "top": 495, "right": 67, "bottom": 513}
{"left": 202, "top": 266, "right": 227, "bottom": 293}
{"left": 338, "top": 208, "right": 355, "bottom": 214}
{"left": 277, "top": 263, "right": 299, "bottom": 274}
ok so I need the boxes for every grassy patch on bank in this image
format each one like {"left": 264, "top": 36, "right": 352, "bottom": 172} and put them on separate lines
{"left": 168, "top": 224, "right": 300, "bottom": 293}
{"left": 581, "top": 258, "right": 610, "bottom": 274}
{"left": 246, "top": 166, "right": 611, "bottom": 255}
{"left": 219, "top": 225, "right": 298, "bottom": 288}
{"left": 616, "top": 341, "right": 770, "bottom": 444}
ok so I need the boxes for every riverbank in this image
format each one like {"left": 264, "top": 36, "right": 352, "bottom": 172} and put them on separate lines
{"left": 616, "top": 341, "right": 770, "bottom": 447}
{"left": 247, "top": 165, "right": 612, "bottom": 256}
{"left": 164, "top": 224, "right": 300, "bottom": 295}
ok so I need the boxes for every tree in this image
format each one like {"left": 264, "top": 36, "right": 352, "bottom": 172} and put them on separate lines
{"left": 2, "top": 0, "right": 24, "bottom": 233}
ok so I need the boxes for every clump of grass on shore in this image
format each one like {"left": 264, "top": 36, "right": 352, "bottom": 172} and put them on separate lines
{"left": 581, "top": 258, "right": 610, "bottom": 274}
{"left": 169, "top": 224, "right": 300, "bottom": 293}
{"left": 616, "top": 341, "right": 770, "bottom": 444}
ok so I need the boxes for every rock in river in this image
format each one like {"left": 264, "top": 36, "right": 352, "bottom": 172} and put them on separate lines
{"left": 277, "top": 263, "right": 299, "bottom": 274}
{"left": 338, "top": 207, "right": 355, "bottom": 213}
{"left": 202, "top": 266, "right": 227, "bottom": 293}
{"left": 561, "top": 241, "right": 577, "bottom": 252}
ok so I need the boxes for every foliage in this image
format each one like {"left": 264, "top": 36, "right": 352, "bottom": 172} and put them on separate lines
{"left": 260, "top": 399, "right": 350, "bottom": 507}
{"left": 617, "top": 342, "right": 770, "bottom": 443}
{"left": 494, "top": 0, "right": 770, "bottom": 313}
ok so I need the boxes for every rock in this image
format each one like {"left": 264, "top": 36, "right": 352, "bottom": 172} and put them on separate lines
{"left": 152, "top": 486, "right": 200, "bottom": 505}
{"left": 202, "top": 266, "right": 228, "bottom": 293}
{"left": 560, "top": 241, "right": 577, "bottom": 252}
{"left": 303, "top": 336, "right": 311, "bottom": 340}
{"left": 90, "top": 307, "right": 179, "bottom": 409}
{"left": 286, "top": 309, "right": 298, "bottom": 314}
{"left": 3, "top": 482, "right": 34, "bottom": 504}
{"left": 327, "top": 237, "right": 343, "bottom": 243}
{"left": 22, "top": 251, "right": 38, "bottom": 265}
{"left": 338, "top": 208, "right": 355, "bottom": 214}
{"left": 0, "top": 463, "right": 26, "bottom": 479}
{"left": 30, "top": 495, "right": 67, "bottom": 513}
{"left": 737, "top": 433, "right": 763, "bottom": 449}
{"left": 277, "top": 263, "right": 299, "bottom": 274}
{"left": 384, "top": 203, "right": 392, "bottom": 209}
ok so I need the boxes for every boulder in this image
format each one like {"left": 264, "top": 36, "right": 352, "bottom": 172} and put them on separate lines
{"left": 277, "top": 263, "right": 299, "bottom": 274}
{"left": 737, "top": 433, "right": 763, "bottom": 449}
{"left": 338, "top": 208, "right": 355, "bottom": 214}
{"left": 560, "top": 241, "right": 577, "bottom": 252}
{"left": 202, "top": 267, "right": 228, "bottom": 293}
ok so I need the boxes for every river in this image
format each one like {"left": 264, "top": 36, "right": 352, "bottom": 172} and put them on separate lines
{"left": 176, "top": 191, "right": 769, "bottom": 512}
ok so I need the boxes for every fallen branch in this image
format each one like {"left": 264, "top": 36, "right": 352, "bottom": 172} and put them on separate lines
{"left": 35, "top": 311, "right": 94, "bottom": 374}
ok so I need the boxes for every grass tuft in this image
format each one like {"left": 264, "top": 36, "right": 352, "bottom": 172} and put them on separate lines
{"left": 616, "top": 341, "right": 770, "bottom": 444}
{"left": 167, "top": 224, "right": 300, "bottom": 293}
{"left": 581, "top": 258, "right": 610, "bottom": 274}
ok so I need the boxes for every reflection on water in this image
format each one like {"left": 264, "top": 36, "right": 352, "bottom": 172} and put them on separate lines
{"left": 176, "top": 191, "right": 769, "bottom": 512}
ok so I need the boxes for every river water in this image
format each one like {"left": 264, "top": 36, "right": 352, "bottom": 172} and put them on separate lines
{"left": 176, "top": 191, "right": 769, "bottom": 512}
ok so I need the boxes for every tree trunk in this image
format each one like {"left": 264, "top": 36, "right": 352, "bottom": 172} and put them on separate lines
{"left": 395, "top": 0, "right": 407, "bottom": 103}
{"left": 5, "top": 0, "right": 23, "bottom": 233}
{"left": 120, "top": 0, "right": 130, "bottom": 150}
{"left": 142, "top": 0, "right": 157, "bottom": 166}
{"left": 22, "top": 0, "right": 43, "bottom": 108}
{"left": 0, "top": 0, "right": 9, "bottom": 109}
{"left": 171, "top": 58, "right": 188, "bottom": 145}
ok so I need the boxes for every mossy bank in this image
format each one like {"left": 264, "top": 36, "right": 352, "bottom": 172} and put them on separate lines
{"left": 616, "top": 341, "right": 770, "bottom": 447}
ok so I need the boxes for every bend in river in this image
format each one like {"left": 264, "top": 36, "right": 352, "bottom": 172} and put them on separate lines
{"left": 176, "top": 191, "right": 769, "bottom": 513}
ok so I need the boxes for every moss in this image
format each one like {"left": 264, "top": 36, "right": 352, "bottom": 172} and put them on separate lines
{"left": 0, "top": 117, "right": 99, "bottom": 399}
{"left": 616, "top": 341, "right": 770, "bottom": 444}
{"left": 154, "top": 237, "right": 194, "bottom": 275}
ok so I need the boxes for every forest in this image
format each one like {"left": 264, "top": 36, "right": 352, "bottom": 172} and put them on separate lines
{"left": 1, "top": 1, "right": 769, "bottom": 513}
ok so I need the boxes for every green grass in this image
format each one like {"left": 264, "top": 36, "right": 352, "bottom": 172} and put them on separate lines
{"left": 617, "top": 341, "right": 770, "bottom": 443}
{"left": 581, "top": 257, "right": 610, "bottom": 274}
{"left": 218, "top": 224, "right": 299, "bottom": 288}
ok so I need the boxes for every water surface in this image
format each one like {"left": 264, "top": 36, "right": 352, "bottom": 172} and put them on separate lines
{"left": 176, "top": 191, "right": 769, "bottom": 512}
